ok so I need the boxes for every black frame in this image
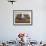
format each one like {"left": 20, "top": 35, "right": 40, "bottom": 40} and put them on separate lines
{"left": 13, "top": 10, "right": 33, "bottom": 26}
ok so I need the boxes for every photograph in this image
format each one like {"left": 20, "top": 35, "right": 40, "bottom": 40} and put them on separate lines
{"left": 0, "top": 0, "right": 46, "bottom": 46}
{"left": 13, "top": 10, "right": 32, "bottom": 25}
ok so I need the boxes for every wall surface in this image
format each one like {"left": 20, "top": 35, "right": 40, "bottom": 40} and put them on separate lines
{"left": 0, "top": 0, "right": 46, "bottom": 42}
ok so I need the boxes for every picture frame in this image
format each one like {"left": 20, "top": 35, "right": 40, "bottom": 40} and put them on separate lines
{"left": 13, "top": 10, "right": 32, "bottom": 25}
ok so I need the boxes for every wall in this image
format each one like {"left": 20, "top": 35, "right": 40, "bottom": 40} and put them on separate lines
{"left": 0, "top": 0, "right": 46, "bottom": 42}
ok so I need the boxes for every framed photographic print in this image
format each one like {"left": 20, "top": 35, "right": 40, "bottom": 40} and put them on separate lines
{"left": 13, "top": 10, "right": 32, "bottom": 25}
